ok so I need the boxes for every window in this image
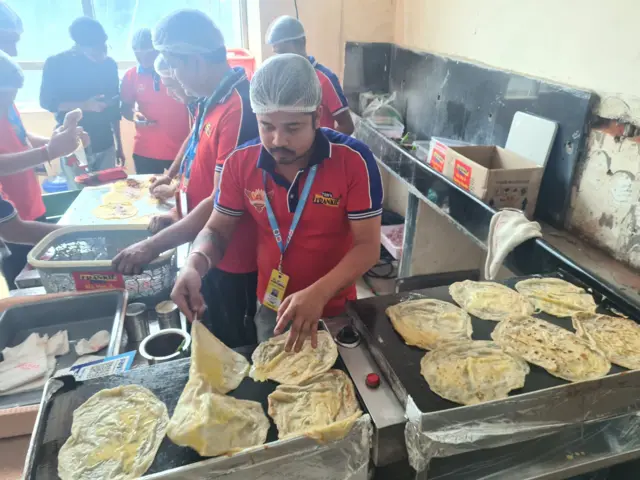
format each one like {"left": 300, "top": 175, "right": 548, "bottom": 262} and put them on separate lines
{"left": 9, "top": 0, "right": 245, "bottom": 109}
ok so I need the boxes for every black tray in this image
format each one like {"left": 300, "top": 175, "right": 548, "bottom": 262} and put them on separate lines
{"left": 348, "top": 275, "right": 626, "bottom": 415}
{"left": 0, "top": 290, "right": 127, "bottom": 409}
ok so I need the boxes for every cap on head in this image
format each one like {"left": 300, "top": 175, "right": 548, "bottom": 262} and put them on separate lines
{"left": 154, "top": 54, "right": 172, "bottom": 78}
{"left": 265, "top": 15, "right": 305, "bottom": 45}
{"left": 250, "top": 53, "right": 321, "bottom": 115}
{"left": 69, "top": 16, "right": 107, "bottom": 47}
{"left": 131, "top": 27, "right": 153, "bottom": 52}
{"left": 0, "top": 2, "right": 22, "bottom": 35}
{"left": 153, "top": 9, "right": 225, "bottom": 57}
{"left": 0, "top": 49, "right": 23, "bottom": 91}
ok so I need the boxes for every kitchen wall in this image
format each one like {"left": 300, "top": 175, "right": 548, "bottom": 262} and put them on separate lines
{"left": 395, "top": 0, "right": 640, "bottom": 270}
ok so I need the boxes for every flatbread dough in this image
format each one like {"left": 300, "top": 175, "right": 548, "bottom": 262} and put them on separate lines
{"left": 420, "top": 340, "right": 529, "bottom": 405}
{"left": 515, "top": 277, "right": 597, "bottom": 317}
{"left": 92, "top": 203, "right": 138, "bottom": 220}
{"left": 491, "top": 316, "right": 611, "bottom": 382}
{"left": 268, "top": 369, "right": 362, "bottom": 442}
{"left": 449, "top": 280, "right": 534, "bottom": 321}
{"left": 385, "top": 298, "right": 472, "bottom": 350}
{"left": 58, "top": 385, "right": 169, "bottom": 480}
{"left": 250, "top": 331, "right": 337, "bottom": 385}
{"left": 573, "top": 312, "right": 640, "bottom": 370}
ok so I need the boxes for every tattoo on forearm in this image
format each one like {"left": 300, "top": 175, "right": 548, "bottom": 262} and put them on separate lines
{"left": 192, "top": 228, "right": 228, "bottom": 262}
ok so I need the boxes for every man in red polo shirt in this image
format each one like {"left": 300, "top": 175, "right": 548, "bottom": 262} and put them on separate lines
{"left": 265, "top": 16, "right": 355, "bottom": 135}
{"left": 121, "top": 28, "right": 190, "bottom": 175}
{"left": 112, "top": 9, "right": 259, "bottom": 347}
{"left": 171, "top": 53, "right": 382, "bottom": 351}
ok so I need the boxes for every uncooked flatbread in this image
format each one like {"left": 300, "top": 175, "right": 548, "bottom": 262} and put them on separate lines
{"left": 449, "top": 280, "right": 534, "bottom": 321}
{"left": 385, "top": 298, "right": 472, "bottom": 350}
{"left": 268, "top": 369, "right": 362, "bottom": 442}
{"left": 491, "top": 316, "right": 611, "bottom": 382}
{"left": 167, "top": 374, "right": 269, "bottom": 457}
{"left": 92, "top": 203, "right": 138, "bottom": 220}
{"left": 420, "top": 340, "right": 529, "bottom": 405}
{"left": 250, "top": 330, "right": 337, "bottom": 385}
{"left": 58, "top": 385, "right": 169, "bottom": 480}
{"left": 102, "top": 191, "right": 132, "bottom": 205}
{"left": 515, "top": 278, "right": 597, "bottom": 317}
{"left": 573, "top": 312, "right": 640, "bottom": 370}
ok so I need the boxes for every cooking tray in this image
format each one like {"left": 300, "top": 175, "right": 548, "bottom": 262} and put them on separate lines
{"left": 24, "top": 344, "right": 355, "bottom": 479}
{"left": 347, "top": 274, "right": 626, "bottom": 414}
{"left": 0, "top": 290, "right": 127, "bottom": 410}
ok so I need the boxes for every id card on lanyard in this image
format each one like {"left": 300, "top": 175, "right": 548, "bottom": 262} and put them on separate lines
{"left": 262, "top": 165, "right": 318, "bottom": 311}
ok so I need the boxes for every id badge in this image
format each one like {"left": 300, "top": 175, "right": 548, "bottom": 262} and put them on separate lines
{"left": 263, "top": 269, "right": 290, "bottom": 311}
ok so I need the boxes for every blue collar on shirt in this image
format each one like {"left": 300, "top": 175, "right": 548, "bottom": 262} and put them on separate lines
{"left": 308, "top": 55, "right": 318, "bottom": 68}
{"left": 137, "top": 65, "right": 160, "bottom": 91}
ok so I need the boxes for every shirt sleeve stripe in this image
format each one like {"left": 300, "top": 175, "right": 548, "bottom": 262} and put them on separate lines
{"left": 315, "top": 68, "right": 349, "bottom": 113}
{"left": 348, "top": 208, "right": 383, "bottom": 220}
{"left": 214, "top": 203, "right": 243, "bottom": 217}
{"left": 332, "top": 105, "right": 350, "bottom": 117}
{"left": 214, "top": 164, "right": 223, "bottom": 173}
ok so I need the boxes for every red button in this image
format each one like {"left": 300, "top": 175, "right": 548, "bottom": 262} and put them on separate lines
{"left": 366, "top": 373, "right": 381, "bottom": 388}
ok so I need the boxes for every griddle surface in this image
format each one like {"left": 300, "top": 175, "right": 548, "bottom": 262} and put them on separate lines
{"left": 349, "top": 276, "right": 625, "bottom": 414}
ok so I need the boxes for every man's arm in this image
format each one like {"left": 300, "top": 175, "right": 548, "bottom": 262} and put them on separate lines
{"left": 168, "top": 133, "right": 191, "bottom": 178}
{"left": 334, "top": 110, "right": 355, "bottom": 135}
{"left": 0, "top": 216, "right": 59, "bottom": 245}
{"left": 26, "top": 133, "right": 48, "bottom": 148}
{"left": 0, "top": 148, "right": 50, "bottom": 175}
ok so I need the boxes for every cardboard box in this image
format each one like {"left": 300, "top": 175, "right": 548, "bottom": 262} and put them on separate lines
{"left": 443, "top": 146, "right": 543, "bottom": 217}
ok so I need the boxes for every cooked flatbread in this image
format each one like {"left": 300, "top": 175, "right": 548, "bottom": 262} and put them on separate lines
{"left": 58, "top": 385, "right": 168, "bottom": 480}
{"left": 250, "top": 331, "right": 337, "bottom": 385}
{"left": 92, "top": 203, "right": 138, "bottom": 220}
{"left": 420, "top": 340, "right": 529, "bottom": 405}
{"left": 491, "top": 316, "right": 610, "bottom": 382}
{"left": 167, "top": 374, "right": 269, "bottom": 457}
{"left": 268, "top": 369, "right": 362, "bottom": 442}
{"left": 385, "top": 298, "right": 472, "bottom": 350}
{"left": 515, "top": 278, "right": 596, "bottom": 317}
{"left": 102, "top": 191, "right": 132, "bottom": 205}
{"left": 449, "top": 280, "right": 534, "bottom": 321}
{"left": 573, "top": 312, "right": 640, "bottom": 370}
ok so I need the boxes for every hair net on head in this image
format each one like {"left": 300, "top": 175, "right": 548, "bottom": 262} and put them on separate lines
{"left": 250, "top": 53, "right": 321, "bottom": 115}
{"left": 0, "top": 2, "right": 22, "bottom": 34}
{"left": 132, "top": 27, "right": 153, "bottom": 51}
{"left": 153, "top": 9, "right": 225, "bottom": 56}
{"left": 0, "top": 50, "right": 23, "bottom": 91}
{"left": 154, "top": 54, "right": 172, "bottom": 78}
{"left": 265, "top": 16, "right": 305, "bottom": 45}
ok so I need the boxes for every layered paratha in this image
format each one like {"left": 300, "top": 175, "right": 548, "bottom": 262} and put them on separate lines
{"left": 515, "top": 278, "right": 596, "bottom": 317}
{"left": 449, "top": 280, "right": 534, "bottom": 321}
{"left": 92, "top": 203, "right": 138, "bottom": 220}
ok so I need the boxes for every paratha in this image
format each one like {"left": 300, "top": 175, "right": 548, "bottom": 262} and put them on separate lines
{"left": 420, "top": 340, "right": 529, "bottom": 405}
{"left": 385, "top": 298, "right": 472, "bottom": 350}
{"left": 101, "top": 191, "right": 132, "bottom": 205}
{"left": 515, "top": 277, "right": 597, "bottom": 317}
{"left": 92, "top": 203, "right": 138, "bottom": 220}
{"left": 491, "top": 316, "right": 611, "bottom": 382}
{"left": 268, "top": 369, "right": 362, "bottom": 442}
{"left": 449, "top": 280, "right": 534, "bottom": 321}
{"left": 250, "top": 330, "right": 337, "bottom": 385}
{"left": 573, "top": 312, "right": 640, "bottom": 370}
{"left": 58, "top": 385, "right": 168, "bottom": 480}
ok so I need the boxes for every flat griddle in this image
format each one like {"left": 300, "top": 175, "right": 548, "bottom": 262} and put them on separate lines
{"left": 348, "top": 275, "right": 626, "bottom": 414}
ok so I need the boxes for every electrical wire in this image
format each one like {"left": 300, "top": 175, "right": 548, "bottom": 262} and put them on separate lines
{"left": 294, "top": 0, "right": 299, "bottom": 19}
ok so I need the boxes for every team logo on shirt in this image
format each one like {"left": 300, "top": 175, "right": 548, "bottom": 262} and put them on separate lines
{"left": 313, "top": 191, "right": 341, "bottom": 207}
{"left": 204, "top": 123, "right": 213, "bottom": 137}
{"left": 245, "top": 188, "right": 274, "bottom": 213}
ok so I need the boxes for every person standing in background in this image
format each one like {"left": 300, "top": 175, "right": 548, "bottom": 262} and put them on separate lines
{"left": 40, "top": 16, "right": 123, "bottom": 189}
{"left": 120, "top": 28, "right": 190, "bottom": 175}
{"left": 265, "top": 15, "right": 355, "bottom": 135}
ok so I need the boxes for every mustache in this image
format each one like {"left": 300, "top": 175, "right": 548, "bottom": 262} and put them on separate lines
{"left": 269, "top": 147, "right": 296, "bottom": 156}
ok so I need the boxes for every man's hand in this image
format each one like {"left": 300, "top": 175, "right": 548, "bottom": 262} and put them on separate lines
{"left": 115, "top": 147, "right": 125, "bottom": 167}
{"left": 150, "top": 183, "right": 176, "bottom": 202}
{"left": 171, "top": 266, "right": 206, "bottom": 322}
{"left": 112, "top": 240, "right": 157, "bottom": 275}
{"left": 274, "top": 285, "right": 331, "bottom": 352}
{"left": 149, "top": 175, "right": 172, "bottom": 194}
{"left": 148, "top": 210, "right": 179, "bottom": 234}
{"left": 46, "top": 125, "right": 90, "bottom": 160}
{"left": 83, "top": 95, "right": 108, "bottom": 113}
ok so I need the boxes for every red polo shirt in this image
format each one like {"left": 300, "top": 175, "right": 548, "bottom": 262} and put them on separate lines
{"left": 0, "top": 106, "right": 45, "bottom": 221}
{"left": 215, "top": 128, "right": 383, "bottom": 317}
{"left": 309, "top": 57, "right": 350, "bottom": 130}
{"left": 120, "top": 66, "right": 190, "bottom": 161}
{"left": 186, "top": 68, "right": 259, "bottom": 274}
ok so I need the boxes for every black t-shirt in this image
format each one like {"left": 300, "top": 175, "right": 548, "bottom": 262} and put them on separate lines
{"left": 40, "top": 49, "right": 121, "bottom": 153}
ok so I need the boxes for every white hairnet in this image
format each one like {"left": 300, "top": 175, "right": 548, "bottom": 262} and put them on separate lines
{"left": 265, "top": 16, "right": 305, "bottom": 45}
{"left": 0, "top": 49, "right": 23, "bottom": 91}
{"left": 154, "top": 54, "right": 171, "bottom": 78}
{"left": 153, "top": 9, "right": 225, "bottom": 56}
{"left": 250, "top": 53, "right": 321, "bottom": 115}
{"left": 132, "top": 27, "right": 153, "bottom": 51}
{"left": 0, "top": 2, "right": 22, "bottom": 35}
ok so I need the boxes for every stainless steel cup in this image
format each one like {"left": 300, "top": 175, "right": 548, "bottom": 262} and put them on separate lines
{"left": 139, "top": 329, "right": 191, "bottom": 365}
{"left": 124, "top": 302, "right": 149, "bottom": 342}
{"left": 155, "top": 300, "right": 181, "bottom": 330}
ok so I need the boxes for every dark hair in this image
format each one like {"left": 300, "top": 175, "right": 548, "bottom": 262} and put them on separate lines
{"left": 69, "top": 16, "right": 107, "bottom": 47}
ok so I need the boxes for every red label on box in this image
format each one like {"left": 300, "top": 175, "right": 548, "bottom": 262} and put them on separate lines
{"left": 429, "top": 143, "right": 446, "bottom": 173}
{"left": 72, "top": 271, "right": 125, "bottom": 291}
{"left": 453, "top": 159, "right": 472, "bottom": 190}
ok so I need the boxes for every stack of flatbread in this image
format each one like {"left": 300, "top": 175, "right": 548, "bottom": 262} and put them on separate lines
{"left": 252, "top": 331, "right": 362, "bottom": 441}
{"left": 515, "top": 277, "right": 597, "bottom": 317}
{"left": 449, "top": 280, "right": 534, "bottom": 321}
